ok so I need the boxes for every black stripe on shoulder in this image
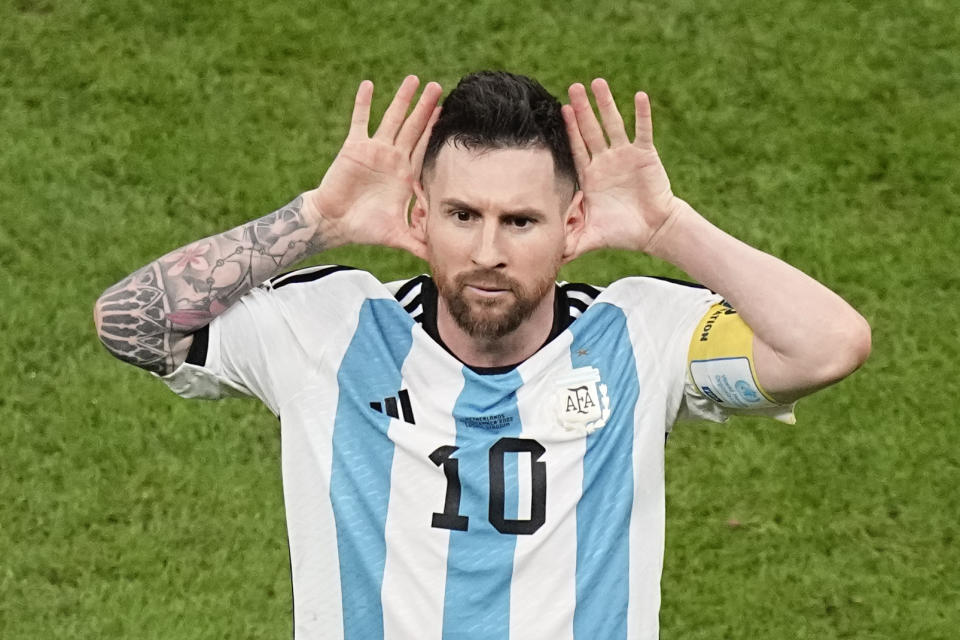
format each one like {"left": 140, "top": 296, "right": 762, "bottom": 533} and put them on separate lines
{"left": 270, "top": 265, "right": 356, "bottom": 289}
{"left": 393, "top": 274, "right": 430, "bottom": 304}
{"left": 185, "top": 325, "right": 209, "bottom": 366}
{"left": 644, "top": 275, "right": 708, "bottom": 290}
{"left": 561, "top": 282, "right": 603, "bottom": 299}
{"left": 568, "top": 297, "right": 589, "bottom": 314}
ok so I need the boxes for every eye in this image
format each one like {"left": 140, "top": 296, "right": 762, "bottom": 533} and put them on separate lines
{"left": 506, "top": 216, "right": 535, "bottom": 229}
{"left": 448, "top": 209, "right": 478, "bottom": 223}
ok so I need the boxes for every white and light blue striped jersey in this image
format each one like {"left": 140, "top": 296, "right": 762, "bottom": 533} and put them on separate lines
{"left": 159, "top": 266, "right": 781, "bottom": 640}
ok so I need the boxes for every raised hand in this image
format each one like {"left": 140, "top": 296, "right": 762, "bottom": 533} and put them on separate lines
{"left": 561, "top": 79, "right": 684, "bottom": 259}
{"left": 307, "top": 76, "right": 443, "bottom": 258}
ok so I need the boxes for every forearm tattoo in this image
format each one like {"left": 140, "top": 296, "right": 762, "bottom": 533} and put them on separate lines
{"left": 95, "top": 196, "right": 324, "bottom": 375}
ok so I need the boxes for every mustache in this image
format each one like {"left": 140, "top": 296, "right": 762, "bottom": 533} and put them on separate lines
{"left": 454, "top": 269, "right": 521, "bottom": 292}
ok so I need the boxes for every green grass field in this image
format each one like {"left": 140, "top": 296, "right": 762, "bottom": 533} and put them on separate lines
{"left": 3, "top": 0, "right": 958, "bottom": 637}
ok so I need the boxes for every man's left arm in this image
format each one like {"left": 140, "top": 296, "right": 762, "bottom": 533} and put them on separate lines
{"left": 646, "top": 201, "right": 871, "bottom": 403}
{"left": 562, "top": 79, "right": 871, "bottom": 403}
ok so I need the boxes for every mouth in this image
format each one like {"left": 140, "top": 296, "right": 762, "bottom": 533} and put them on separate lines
{"left": 464, "top": 284, "right": 511, "bottom": 297}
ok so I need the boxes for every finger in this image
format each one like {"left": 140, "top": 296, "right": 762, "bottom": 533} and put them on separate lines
{"left": 348, "top": 80, "right": 374, "bottom": 140}
{"left": 561, "top": 104, "right": 590, "bottom": 179}
{"left": 396, "top": 81, "right": 443, "bottom": 152}
{"left": 411, "top": 105, "right": 442, "bottom": 178}
{"left": 567, "top": 82, "right": 607, "bottom": 154}
{"left": 634, "top": 91, "right": 655, "bottom": 150}
{"left": 591, "top": 78, "right": 629, "bottom": 146}
{"left": 373, "top": 75, "right": 420, "bottom": 142}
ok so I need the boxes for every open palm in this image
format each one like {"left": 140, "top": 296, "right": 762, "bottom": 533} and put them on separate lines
{"left": 309, "top": 76, "right": 442, "bottom": 259}
{"left": 561, "top": 79, "right": 683, "bottom": 259}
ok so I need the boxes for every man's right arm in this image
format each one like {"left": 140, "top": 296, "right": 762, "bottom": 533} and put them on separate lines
{"left": 93, "top": 195, "right": 329, "bottom": 375}
{"left": 94, "top": 76, "right": 443, "bottom": 377}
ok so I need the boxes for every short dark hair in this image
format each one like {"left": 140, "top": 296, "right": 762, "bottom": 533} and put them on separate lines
{"left": 422, "top": 71, "right": 577, "bottom": 190}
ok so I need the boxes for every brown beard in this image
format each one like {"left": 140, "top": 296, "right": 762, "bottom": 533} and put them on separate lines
{"left": 435, "top": 267, "right": 556, "bottom": 340}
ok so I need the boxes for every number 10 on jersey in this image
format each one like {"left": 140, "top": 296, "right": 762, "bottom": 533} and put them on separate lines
{"left": 429, "top": 437, "right": 547, "bottom": 535}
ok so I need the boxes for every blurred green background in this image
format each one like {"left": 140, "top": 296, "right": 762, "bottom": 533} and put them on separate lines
{"left": 2, "top": 0, "right": 958, "bottom": 637}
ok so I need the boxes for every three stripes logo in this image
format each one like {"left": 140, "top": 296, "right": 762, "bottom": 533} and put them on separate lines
{"left": 369, "top": 389, "right": 416, "bottom": 424}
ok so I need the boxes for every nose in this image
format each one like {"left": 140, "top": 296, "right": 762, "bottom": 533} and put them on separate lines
{"left": 470, "top": 219, "right": 506, "bottom": 269}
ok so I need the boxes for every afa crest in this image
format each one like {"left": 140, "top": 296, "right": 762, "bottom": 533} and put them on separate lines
{"left": 554, "top": 366, "right": 611, "bottom": 434}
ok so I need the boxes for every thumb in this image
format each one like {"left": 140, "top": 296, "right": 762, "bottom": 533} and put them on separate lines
{"left": 389, "top": 228, "right": 428, "bottom": 261}
{"left": 562, "top": 227, "right": 603, "bottom": 264}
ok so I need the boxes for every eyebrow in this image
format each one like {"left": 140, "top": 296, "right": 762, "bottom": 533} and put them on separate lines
{"left": 439, "top": 198, "right": 548, "bottom": 220}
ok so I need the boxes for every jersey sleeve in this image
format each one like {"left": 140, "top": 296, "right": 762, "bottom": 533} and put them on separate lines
{"left": 678, "top": 301, "right": 797, "bottom": 424}
{"left": 156, "top": 285, "right": 298, "bottom": 414}
{"left": 610, "top": 277, "right": 795, "bottom": 429}
{"left": 156, "top": 266, "right": 385, "bottom": 415}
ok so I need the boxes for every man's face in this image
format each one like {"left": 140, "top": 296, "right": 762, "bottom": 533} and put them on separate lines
{"left": 414, "top": 143, "right": 581, "bottom": 340}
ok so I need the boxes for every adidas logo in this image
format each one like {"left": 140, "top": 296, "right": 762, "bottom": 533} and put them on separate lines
{"left": 369, "top": 389, "right": 415, "bottom": 424}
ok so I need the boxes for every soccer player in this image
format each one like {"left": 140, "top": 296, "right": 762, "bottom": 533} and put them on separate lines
{"left": 94, "top": 72, "right": 871, "bottom": 639}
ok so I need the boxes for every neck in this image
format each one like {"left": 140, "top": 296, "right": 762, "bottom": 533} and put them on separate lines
{"left": 436, "top": 289, "right": 556, "bottom": 368}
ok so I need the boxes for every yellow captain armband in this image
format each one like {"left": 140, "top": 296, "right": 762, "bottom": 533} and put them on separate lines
{"left": 687, "top": 302, "right": 779, "bottom": 409}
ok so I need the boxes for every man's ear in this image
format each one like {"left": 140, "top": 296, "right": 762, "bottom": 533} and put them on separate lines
{"left": 561, "top": 190, "right": 585, "bottom": 263}
{"left": 410, "top": 181, "right": 429, "bottom": 242}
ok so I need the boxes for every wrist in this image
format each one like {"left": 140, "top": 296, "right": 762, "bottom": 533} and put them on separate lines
{"left": 642, "top": 197, "right": 697, "bottom": 260}
{"left": 301, "top": 188, "right": 350, "bottom": 250}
